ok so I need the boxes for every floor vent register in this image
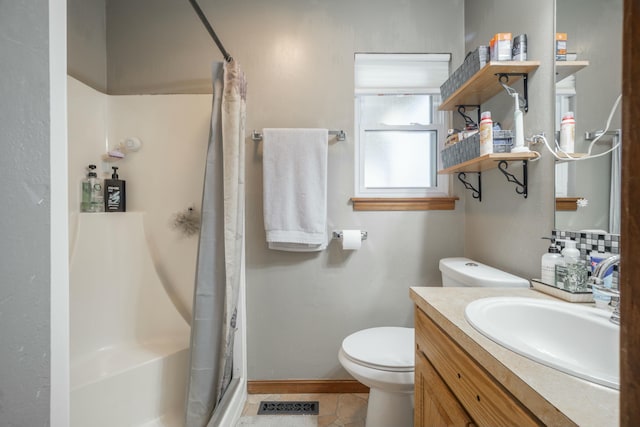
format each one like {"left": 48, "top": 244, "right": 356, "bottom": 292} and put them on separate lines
{"left": 257, "top": 401, "right": 319, "bottom": 415}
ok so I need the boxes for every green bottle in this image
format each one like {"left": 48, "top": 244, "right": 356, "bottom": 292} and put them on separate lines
{"left": 81, "top": 164, "right": 104, "bottom": 212}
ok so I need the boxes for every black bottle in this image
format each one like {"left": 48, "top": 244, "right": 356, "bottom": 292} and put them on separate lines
{"left": 104, "top": 166, "right": 126, "bottom": 212}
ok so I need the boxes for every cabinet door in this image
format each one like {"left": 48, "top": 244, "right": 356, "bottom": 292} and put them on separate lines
{"left": 415, "top": 307, "right": 543, "bottom": 427}
{"left": 415, "top": 346, "right": 476, "bottom": 427}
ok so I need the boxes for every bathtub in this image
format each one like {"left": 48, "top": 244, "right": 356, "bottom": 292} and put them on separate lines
{"left": 70, "top": 212, "right": 190, "bottom": 427}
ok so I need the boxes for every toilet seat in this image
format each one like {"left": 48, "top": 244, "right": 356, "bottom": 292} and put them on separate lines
{"left": 341, "top": 327, "right": 414, "bottom": 372}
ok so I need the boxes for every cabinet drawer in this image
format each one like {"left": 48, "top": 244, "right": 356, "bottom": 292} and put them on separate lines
{"left": 415, "top": 307, "right": 543, "bottom": 427}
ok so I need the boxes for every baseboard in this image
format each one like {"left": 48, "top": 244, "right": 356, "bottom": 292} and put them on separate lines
{"left": 247, "top": 379, "right": 369, "bottom": 394}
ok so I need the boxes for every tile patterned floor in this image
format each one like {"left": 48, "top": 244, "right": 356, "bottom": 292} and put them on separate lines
{"left": 238, "top": 393, "right": 369, "bottom": 427}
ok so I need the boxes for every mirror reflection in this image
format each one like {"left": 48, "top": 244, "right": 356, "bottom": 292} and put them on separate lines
{"left": 554, "top": 0, "right": 623, "bottom": 233}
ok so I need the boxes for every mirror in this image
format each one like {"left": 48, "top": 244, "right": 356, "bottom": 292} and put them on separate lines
{"left": 554, "top": 0, "right": 623, "bottom": 233}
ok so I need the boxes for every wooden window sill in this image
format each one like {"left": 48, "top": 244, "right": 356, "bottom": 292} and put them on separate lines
{"left": 351, "top": 197, "right": 458, "bottom": 211}
{"left": 556, "top": 197, "right": 581, "bottom": 211}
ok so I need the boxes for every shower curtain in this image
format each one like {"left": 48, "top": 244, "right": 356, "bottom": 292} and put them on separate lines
{"left": 185, "top": 59, "right": 246, "bottom": 427}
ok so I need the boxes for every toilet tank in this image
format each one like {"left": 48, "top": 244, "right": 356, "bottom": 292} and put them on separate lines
{"left": 439, "top": 257, "right": 529, "bottom": 287}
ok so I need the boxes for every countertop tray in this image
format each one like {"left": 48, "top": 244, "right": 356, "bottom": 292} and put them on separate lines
{"left": 530, "top": 278, "right": 594, "bottom": 303}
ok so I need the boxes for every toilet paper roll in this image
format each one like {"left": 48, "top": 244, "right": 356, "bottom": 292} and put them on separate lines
{"left": 342, "top": 230, "right": 362, "bottom": 250}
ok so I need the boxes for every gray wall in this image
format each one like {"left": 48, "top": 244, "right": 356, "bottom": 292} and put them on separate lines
{"left": 67, "top": 0, "right": 107, "bottom": 92}
{"left": 72, "top": 0, "right": 560, "bottom": 380}
{"left": 0, "top": 1, "right": 52, "bottom": 425}
{"left": 463, "top": 0, "right": 556, "bottom": 280}
{"left": 103, "top": 0, "right": 467, "bottom": 379}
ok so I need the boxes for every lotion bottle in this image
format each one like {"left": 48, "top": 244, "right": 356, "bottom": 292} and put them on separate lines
{"left": 479, "top": 111, "right": 493, "bottom": 155}
{"left": 559, "top": 111, "right": 576, "bottom": 153}
{"left": 561, "top": 238, "right": 580, "bottom": 262}
{"left": 541, "top": 238, "right": 562, "bottom": 285}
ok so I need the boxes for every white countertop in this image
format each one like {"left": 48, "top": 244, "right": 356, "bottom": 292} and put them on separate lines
{"left": 410, "top": 287, "right": 619, "bottom": 427}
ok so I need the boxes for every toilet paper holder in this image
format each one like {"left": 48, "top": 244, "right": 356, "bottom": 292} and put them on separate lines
{"left": 332, "top": 230, "right": 368, "bottom": 241}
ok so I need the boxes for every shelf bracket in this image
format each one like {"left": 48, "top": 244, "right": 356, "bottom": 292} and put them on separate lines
{"left": 497, "top": 160, "right": 528, "bottom": 198}
{"left": 457, "top": 172, "right": 482, "bottom": 202}
{"left": 496, "top": 73, "right": 530, "bottom": 112}
{"left": 456, "top": 105, "right": 481, "bottom": 126}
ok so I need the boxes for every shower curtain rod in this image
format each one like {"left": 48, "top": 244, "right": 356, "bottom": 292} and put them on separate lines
{"left": 187, "top": 0, "right": 233, "bottom": 62}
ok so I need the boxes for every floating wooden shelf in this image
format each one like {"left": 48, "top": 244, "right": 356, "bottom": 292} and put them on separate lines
{"left": 438, "top": 152, "right": 539, "bottom": 174}
{"left": 555, "top": 60, "right": 589, "bottom": 82}
{"left": 439, "top": 61, "right": 540, "bottom": 111}
{"left": 440, "top": 152, "right": 539, "bottom": 201}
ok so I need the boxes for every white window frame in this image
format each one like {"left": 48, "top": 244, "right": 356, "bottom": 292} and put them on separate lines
{"left": 354, "top": 53, "right": 451, "bottom": 198}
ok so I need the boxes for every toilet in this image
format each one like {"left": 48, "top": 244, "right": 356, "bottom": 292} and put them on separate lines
{"left": 439, "top": 257, "right": 530, "bottom": 288}
{"left": 338, "top": 257, "right": 529, "bottom": 427}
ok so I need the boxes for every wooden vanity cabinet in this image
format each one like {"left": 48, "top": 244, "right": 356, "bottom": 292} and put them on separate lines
{"left": 414, "top": 306, "right": 544, "bottom": 427}
{"left": 415, "top": 346, "right": 476, "bottom": 427}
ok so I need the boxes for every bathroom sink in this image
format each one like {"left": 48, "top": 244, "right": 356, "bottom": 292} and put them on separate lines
{"left": 465, "top": 297, "right": 619, "bottom": 389}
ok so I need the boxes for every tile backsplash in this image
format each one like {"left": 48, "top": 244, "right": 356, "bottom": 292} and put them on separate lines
{"left": 552, "top": 229, "right": 620, "bottom": 287}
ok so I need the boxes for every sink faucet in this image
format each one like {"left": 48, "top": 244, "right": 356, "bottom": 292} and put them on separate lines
{"left": 589, "top": 254, "right": 621, "bottom": 324}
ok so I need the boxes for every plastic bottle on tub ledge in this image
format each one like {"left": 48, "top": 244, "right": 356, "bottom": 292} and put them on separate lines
{"left": 479, "top": 111, "right": 493, "bottom": 156}
{"left": 104, "top": 166, "right": 126, "bottom": 212}
{"left": 81, "top": 164, "right": 104, "bottom": 213}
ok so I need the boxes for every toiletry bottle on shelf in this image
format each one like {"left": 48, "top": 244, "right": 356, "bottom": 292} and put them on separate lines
{"left": 511, "top": 93, "right": 529, "bottom": 153}
{"left": 479, "top": 111, "right": 493, "bottom": 156}
{"left": 81, "top": 164, "right": 104, "bottom": 212}
{"left": 559, "top": 111, "right": 576, "bottom": 154}
{"left": 541, "top": 237, "right": 562, "bottom": 285}
{"left": 104, "top": 166, "right": 126, "bottom": 212}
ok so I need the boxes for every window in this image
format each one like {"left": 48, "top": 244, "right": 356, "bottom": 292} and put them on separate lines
{"left": 354, "top": 53, "right": 451, "bottom": 198}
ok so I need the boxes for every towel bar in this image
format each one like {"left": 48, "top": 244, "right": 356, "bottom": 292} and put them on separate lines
{"left": 252, "top": 130, "right": 346, "bottom": 142}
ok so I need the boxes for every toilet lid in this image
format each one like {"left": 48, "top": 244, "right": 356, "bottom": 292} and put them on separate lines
{"left": 341, "top": 327, "right": 414, "bottom": 371}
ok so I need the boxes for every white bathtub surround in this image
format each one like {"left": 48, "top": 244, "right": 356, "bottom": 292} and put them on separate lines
{"left": 70, "top": 212, "right": 190, "bottom": 426}
{"left": 67, "top": 75, "right": 248, "bottom": 427}
{"left": 67, "top": 76, "right": 211, "bottom": 320}
{"left": 185, "top": 60, "right": 247, "bottom": 427}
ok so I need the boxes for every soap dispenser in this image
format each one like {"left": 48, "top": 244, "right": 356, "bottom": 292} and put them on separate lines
{"left": 541, "top": 237, "right": 562, "bottom": 285}
{"left": 104, "top": 166, "right": 126, "bottom": 212}
{"left": 561, "top": 239, "right": 580, "bottom": 262}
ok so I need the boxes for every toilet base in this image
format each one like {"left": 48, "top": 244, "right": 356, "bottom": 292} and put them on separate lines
{"left": 365, "top": 387, "right": 413, "bottom": 427}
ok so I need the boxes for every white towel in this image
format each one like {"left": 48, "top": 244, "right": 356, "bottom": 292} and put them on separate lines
{"left": 263, "top": 128, "right": 328, "bottom": 252}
